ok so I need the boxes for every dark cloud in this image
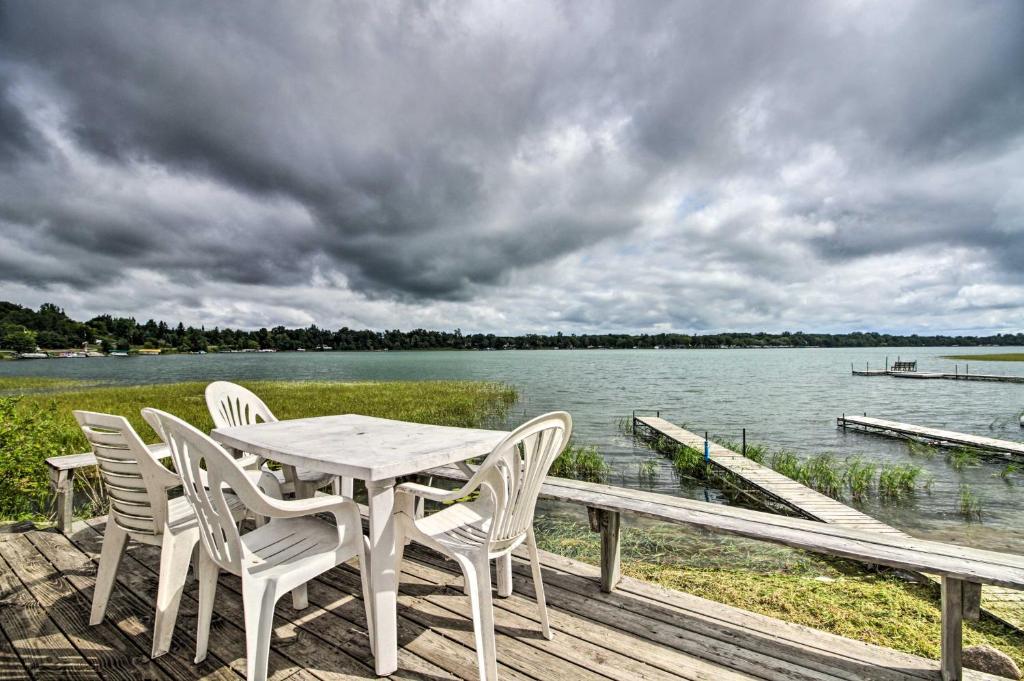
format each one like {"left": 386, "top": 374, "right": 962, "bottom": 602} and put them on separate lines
{"left": 0, "top": 1, "right": 1022, "bottom": 332}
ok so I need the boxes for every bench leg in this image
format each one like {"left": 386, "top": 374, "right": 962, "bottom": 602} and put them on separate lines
{"left": 50, "top": 469, "right": 74, "bottom": 534}
{"left": 941, "top": 576, "right": 963, "bottom": 681}
{"left": 587, "top": 507, "right": 621, "bottom": 593}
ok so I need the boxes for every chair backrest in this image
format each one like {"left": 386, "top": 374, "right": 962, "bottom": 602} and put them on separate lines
{"left": 473, "top": 412, "right": 572, "bottom": 551}
{"left": 205, "top": 381, "right": 277, "bottom": 430}
{"left": 143, "top": 408, "right": 266, "bottom": 574}
{"left": 73, "top": 411, "right": 176, "bottom": 536}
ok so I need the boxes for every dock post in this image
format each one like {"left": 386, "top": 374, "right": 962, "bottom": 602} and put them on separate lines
{"left": 704, "top": 432, "right": 710, "bottom": 462}
{"left": 742, "top": 428, "right": 746, "bottom": 457}
{"left": 841, "top": 413, "right": 845, "bottom": 430}
{"left": 885, "top": 355, "right": 888, "bottom": 371}
{"left": 966, "top": 363, "right": 969, "bottom": 376}
{"left": 851, "top": 362, "right": 854, "bottom": 374}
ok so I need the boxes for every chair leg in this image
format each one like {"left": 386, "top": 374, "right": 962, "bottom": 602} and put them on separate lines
{"left": 152, "top": 530, "right": 197, "bottom": 657}
{"left": 195, "top": 549, "right": 220, "bottom": 664}
{"left": 459, "top": 555, "right": 499, "bottom": 681}
{"left": 340, "top": 477, "right": 354, "bottom": 498}
{"left": 527, "top": 528, "right": 553, "bottom": 640}
{"left": 242, "top": 578, "right": 278, "bottom": 681}
{"left": 90, "top": 517, "right": 128, "bottom": 625}
{"left": 357, "top": 535, "right": 375, "bottom": 657}
{"left": 291, "top": 584, "right": 308, "bottom": 610}
{"left": 496, "top": 554, "right": 513, "bottom": 598}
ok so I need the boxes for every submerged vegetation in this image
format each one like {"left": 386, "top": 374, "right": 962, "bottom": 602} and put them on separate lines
{"left": 533, "top": 514, "right": 1024, "bottom": 669}
{"left": 958, "top": 485, "right": 983, "bottom": 521}
{"left": 0, "top": 378, "right": 517, "bottom": 521}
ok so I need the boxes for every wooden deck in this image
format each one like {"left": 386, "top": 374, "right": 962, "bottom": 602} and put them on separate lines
{"left": 0, "top": 519, "right": 1006, "bottom": 681}
{"left": 634, "top": 416, "right": 1024, "bottom": 634}
{"left": 837, "top": 415, "right": 1024, "bottom": 458}
{"left": 850, "top": 371, "right": 1024, "bottom": 384}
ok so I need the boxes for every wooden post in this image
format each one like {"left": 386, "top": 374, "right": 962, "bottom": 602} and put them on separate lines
{"left": 962, "top": 581, "right": 981, "bottom": 621}
{"left": 587, "top": 507, "right": 621, "bottom": 592}
{"left": 49, "top": 468, "right": 73, "bottom": 534}
{"left": 941, "top": 576, "right": 964, "bottom": 681}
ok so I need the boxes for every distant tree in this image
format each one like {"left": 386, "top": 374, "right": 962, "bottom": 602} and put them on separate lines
{"left": 0, "top": 324, "right": 38, "bottom": 353}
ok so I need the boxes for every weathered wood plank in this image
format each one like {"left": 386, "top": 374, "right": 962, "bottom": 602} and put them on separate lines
{"left": 941, "top": 577, "right": 963, "bottom": 681}
{"left": 24, "top": 528, "right": 239, "bottom": 681}
{"left": 837, "top": 416, "right": 1024, "bottom": 457}
{"left": 0, "top": 536, "right": 101, "bottom": 680}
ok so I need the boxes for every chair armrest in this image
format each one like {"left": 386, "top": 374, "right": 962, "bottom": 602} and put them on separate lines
{"left": 396, "top": 481, "right": 471, "bottom": 504}
{"left": 249, "top": 492, "right": 356, "bottom": 521}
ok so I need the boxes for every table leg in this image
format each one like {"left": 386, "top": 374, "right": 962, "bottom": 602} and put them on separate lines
{"left": 367, "top": 478, "right": 398, "bottom": 676}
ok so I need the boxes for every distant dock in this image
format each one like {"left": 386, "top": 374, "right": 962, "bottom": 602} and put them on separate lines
{"left": 838, "top": 414, "right": 1024, "bottom": 458}
{"left": 634, "top": 414, "right": 1024, "bottom": 631}
{"left": 850, "top": 359, "right": 1024, "bottom": 383}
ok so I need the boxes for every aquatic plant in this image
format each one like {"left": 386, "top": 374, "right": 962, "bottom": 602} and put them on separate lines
{"left": 998, "top": 463, "right": 1019, "bottom": 480}
{"left": 671, "top": 444, "right": 708, "bottom": 478}
{"left": 550, "top": 443, "right": 611, "bottom": 483}
{"left": 637, "top": 459, "right": 659, "bottom": 484}
{"left": 947, "top": 447, "right": 980, "bottom": 471}
{"left": 958, "top": 485, "right": 983, "bottom": 521}
{"left": 843, "top": 458, "right": 876, "bottom": 501}
{"left": 798, "top": 454, "right": 844, "bottom": 499}
{"left": 878, "top": 464, "right": 922, "bottom": 500}
{"left": 906, "top": 440, "right": 939, "bottom": 459}
{"left": 770, "top": 450, "right": 802, "bottom": 481}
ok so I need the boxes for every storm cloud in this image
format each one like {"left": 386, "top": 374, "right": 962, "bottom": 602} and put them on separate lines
{"left": 0, "top": 1, "right": 1022, "bottom": 333}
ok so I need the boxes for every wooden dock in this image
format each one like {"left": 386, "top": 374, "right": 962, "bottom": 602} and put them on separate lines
{"left": 838, "top": 415, "right": 1024, "bottom": 458}
{"left": 3, "top": 519, "right": 998, "bottom": 681}
{"left": 850, "top": 368, "right": 1024, "bottom": 384}
{"left": 634, "top": 416, "right": 1024, "bottom": 633}
{"left": 633, "top": 416, "right": 902, "bottom": 534}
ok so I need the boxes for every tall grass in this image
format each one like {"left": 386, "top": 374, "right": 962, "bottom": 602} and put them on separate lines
{"left": 549, "top": 443, "right": 611, "bottom": 483}
{"left": 878, "top": 464, "right": 923, "bottom": 500}
{"left": 0, "top": 379, "right": 517, "bottom": 521}
{"left": 958, "top": 485, "right": 983, "bottom": 521}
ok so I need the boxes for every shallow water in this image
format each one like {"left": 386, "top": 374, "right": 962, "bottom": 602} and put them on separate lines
{"left": 3, "top": 346, "right": 1022, "bottom": 551}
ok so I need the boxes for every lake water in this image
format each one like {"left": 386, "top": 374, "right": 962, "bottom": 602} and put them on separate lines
{"left": 3, "top": 347, "right": 1023, "bottom": 552}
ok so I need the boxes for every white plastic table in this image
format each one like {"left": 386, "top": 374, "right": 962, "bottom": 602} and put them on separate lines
{"left": 211, "top": 413, "right": 508, "bottom": 676}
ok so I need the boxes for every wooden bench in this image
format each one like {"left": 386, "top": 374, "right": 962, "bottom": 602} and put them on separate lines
{"left": 427, "top": 463, "right": 1024, "bottom": 681}
{"left": 891, "top": 360, "right": 918, "bottom": 372}
{"left": 45, "top": 444, "right": 168, "bottom": 533}
{"left": 45, "top": 452, "right": 97, "bottom": 533}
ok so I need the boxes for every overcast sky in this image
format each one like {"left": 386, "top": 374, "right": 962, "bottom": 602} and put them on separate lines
{"left": 1, "top": 1, "right": 1022, "bottom": 335}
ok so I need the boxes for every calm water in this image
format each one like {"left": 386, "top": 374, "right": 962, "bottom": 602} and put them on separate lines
{"left": 3, "top": 347, "right": 1023, "bottom": 551}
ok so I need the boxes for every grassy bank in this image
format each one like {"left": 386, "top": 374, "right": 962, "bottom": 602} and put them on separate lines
{"left": 941, "top": 353, "right": 1024, "bottom": 362}
{"left": 534, "top": 514, "right": 1024, "bottom": 668}
{"left": 0, "top": 379, "right": 516, "bottom": 521}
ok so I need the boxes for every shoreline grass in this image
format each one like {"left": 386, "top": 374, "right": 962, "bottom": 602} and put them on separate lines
{"left": 0, "top": 378, "right": 517, "bottom": 521}
{"left": 940, "top": 353, "right": 1024, "bottom": 362}
{"left": 533, "top": 514, "right": 1024, "bottom": 669}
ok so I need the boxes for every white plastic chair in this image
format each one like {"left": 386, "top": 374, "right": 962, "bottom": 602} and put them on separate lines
{"left": 74, "top": 410, "right": 246, "bottom": 658}
{"left": 145, "top": 408, "right": 374, "bottom": 681}
{"left": 205, "top": 381, "right": 348, "bottom": 498}
{"left": 395, "top": 412, "right": 572, "bottom": 681}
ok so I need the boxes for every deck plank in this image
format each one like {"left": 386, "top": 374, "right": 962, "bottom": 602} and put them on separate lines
{"left": 0, "top": 535, "right": 100, "bottom": 680}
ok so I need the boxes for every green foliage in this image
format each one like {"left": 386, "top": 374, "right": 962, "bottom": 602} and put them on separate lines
{"left": 998, "top": 463, "right": 1020, "bottom": 480}
{"left": 637, "top": 459, "right": 658, "bottom": 484}
{"left": 0, "top": 379, "right": 517, "bottom": 522}
{"left": 0, "top": 323, "right": 38, "bottom": 353}
{"left": 770, "top": 450, "right": 802, "bottom": 480}
{"left": 0, "top": 397, "right": 83, "bottom": 519}
{"left": 843, "top": 458, "right": 877, "bottom": 501}
{"left": 946, "top": 447, "right": 980, "bottom": 471}
{"left": 958, "top": 485, "right": 983, "bottom": 521}
{"left": 906, "top": 440, "right": 939, "bottom": 459}
{"left": 549, "top": 443, "right": 610, "bottom": 483}
{"left": 877, "top": 464, "right": 922, "bottom": 500}
{"left": 797, "top": 454, "right": 843, "bottom": 499}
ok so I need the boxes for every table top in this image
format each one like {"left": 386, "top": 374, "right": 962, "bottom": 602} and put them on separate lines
{"left": 211, "top": 414, "right": 509, "bottom": 482}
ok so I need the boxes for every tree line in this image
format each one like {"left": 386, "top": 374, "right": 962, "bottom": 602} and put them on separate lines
{"left": 1, "top": 301, "right": 1022, "bottom": 353}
